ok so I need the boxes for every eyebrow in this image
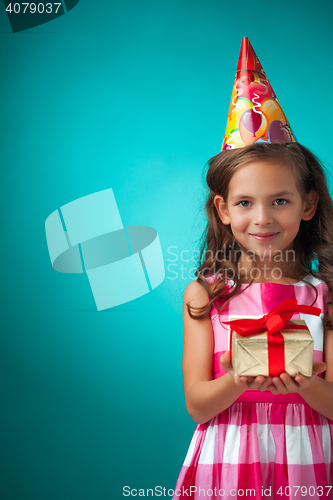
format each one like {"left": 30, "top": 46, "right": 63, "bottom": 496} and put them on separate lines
{"left": 231, "top": 191, "right": 295, "bottom": 201}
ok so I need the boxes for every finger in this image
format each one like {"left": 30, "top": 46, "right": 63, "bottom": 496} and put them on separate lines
{"left": 252, "top": 375, "right": 266, "bottom": 386}
{"left": 279, "top": 373, "right": 299, "bottom": 393}
{"left": 294, "top": 374, "right": 308, "bottom": 386}
{"left": 220, "top": 351, "right": 232, "bottom": 370}
{"left": 267, "top": 384, "right": 279, "bottom": 395}
{"left": 247, "top": 376, "right": 266, "bottom": 391}
{"left": 312, "top": 362, "right": 327, "bottom": 375}
{"left": 234, "top": 375, "right": 248, "bottom": 387}
{"left": 258, "top": 377, "right": 273, "bottom": 392}
{"left": 272, "top": 377, "right": 289, "bottom": 394}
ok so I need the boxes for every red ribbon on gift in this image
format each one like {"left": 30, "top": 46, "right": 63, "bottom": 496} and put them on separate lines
{"left": 223, "top": 299, "right": 321, "bottom": 377}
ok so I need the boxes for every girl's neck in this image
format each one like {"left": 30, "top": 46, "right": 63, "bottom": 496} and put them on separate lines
{"left": 237, "top": 249, "right": 301, "bottom": 284}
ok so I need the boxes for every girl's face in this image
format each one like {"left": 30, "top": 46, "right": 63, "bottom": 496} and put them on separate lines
{"left": 214, "top": 161, "right": 318, "bottom": 260}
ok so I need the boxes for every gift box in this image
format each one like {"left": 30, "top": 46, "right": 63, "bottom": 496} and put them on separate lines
{"left": 223, "top": 299, "right": 321, "bottom": 378}
{"left": 230, "top": 319, "right": 313, "bottom": 377}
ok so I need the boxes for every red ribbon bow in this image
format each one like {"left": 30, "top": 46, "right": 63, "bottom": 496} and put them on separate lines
{"left": 224, "top": 299, "right": 321, "bottom": 376}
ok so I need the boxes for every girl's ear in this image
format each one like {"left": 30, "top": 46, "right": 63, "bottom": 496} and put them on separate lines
{"left": 214, "top": 195, "right": 231, "bottom": 225}
{"left": 301, "top": 190, "right": 319, "bottom": 221}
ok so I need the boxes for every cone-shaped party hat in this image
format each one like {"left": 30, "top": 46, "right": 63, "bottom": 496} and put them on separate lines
{"left": 221, "top": 37, "right": 297, "bottom": 151}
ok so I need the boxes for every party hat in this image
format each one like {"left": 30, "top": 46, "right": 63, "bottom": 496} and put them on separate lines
{"left": 222, "top": 37, "right": 297, "bottom": 151}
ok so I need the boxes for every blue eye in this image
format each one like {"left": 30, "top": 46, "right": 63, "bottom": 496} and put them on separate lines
{"left": 274, "top": 199, "right": 288, "bottom": 205}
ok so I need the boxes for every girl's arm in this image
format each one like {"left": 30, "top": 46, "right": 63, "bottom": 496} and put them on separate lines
{"left": 299, "top": 328, "right": 333, "bottom": 420}
{"left": 183, "top": 280, "right": 272, "bottom": 424}
{"left": 268, "top": 304, "right": 333, "bottom": 421}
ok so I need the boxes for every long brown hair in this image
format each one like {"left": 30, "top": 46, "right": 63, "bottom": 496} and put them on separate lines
{"left": 188, "top": 142, "right": 333, "bottom": 330}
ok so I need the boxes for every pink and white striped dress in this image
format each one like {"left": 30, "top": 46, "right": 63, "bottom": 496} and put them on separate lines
{"left": 173, "top": 274, "right": 333, "bottom": 500}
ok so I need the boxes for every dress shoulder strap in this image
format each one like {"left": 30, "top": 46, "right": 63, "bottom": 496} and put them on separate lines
{"left": 201, "top": 273, "right": 223, "bottom": 286}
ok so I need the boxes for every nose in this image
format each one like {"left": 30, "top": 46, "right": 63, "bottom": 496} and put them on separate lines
{"left": 253, "top": 204, "right": 273, "bottom": 226}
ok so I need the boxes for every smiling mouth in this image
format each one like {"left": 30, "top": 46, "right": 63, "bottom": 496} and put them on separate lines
{"left": 250, "top": 232, "right": 279, "bottom": 240}
{"left": 250, "top": 233, "right": 279, "bottom": 237}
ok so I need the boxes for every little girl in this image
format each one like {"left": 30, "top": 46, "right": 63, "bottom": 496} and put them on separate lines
{"left": 173, "top": 142, "right": 333, "bottom": 500}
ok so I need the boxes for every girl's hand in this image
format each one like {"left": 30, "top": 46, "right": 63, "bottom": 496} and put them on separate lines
{"left": 267, "top": 361, "right": 327, "bottom": 395}
{"left": 220, "top": 351, "right": 273, "bottom": 392}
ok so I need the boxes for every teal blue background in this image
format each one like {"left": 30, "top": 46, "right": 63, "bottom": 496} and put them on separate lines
{"left": 1, "top": 1, "right": 333, "bottom": 499}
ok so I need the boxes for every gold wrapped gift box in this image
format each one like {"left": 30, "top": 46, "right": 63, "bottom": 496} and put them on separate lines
{"left": 230, "top": 319, "right": 314, "bottom": 377}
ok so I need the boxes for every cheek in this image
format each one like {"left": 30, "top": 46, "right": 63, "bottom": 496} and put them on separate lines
{"left": 230, "top": 215, "right": 248, "bottom": 232}
{"left": 283, "top": 214, "right": 302, "bottom": 231}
